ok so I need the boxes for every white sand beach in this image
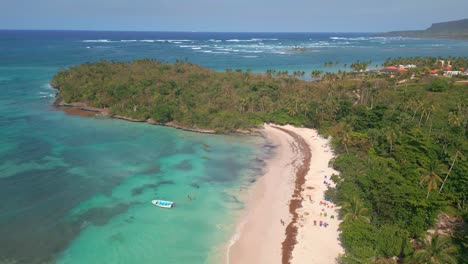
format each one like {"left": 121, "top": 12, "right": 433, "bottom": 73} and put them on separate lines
{"left": 285, "top": 125, "right": 344, "bottom": 264}
{"left": 227, "top": 124, "right": 343, "bottom": 264}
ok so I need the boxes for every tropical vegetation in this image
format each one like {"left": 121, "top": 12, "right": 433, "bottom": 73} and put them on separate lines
{"left": 412, "top": 233, "right": 458, "bottom": 264}
{"left": 51, "top": 58, "right": 468, "bottom": 263}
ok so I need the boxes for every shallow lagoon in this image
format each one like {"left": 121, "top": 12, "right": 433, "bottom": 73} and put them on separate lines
{"left": 1, "top": 30, "right": 467, "bottom": 263}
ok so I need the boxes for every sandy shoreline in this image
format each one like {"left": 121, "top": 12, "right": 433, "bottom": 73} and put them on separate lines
{"left": 51, "top": 94, "right": 343, "bottom": 263}
{"left": 227, "top": 124, "right": 343, "bottom": 264}
{"left": 227, "top": 124, "right": 297, "bottom": 264}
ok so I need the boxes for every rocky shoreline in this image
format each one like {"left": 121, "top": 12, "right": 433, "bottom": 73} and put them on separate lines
{"left": 52, "top": 91, "right": 259, "bottom": 135}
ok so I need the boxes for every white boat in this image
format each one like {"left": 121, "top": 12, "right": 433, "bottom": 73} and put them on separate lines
{"left": 152, "top": 200, "right": 174, "bottom": 208}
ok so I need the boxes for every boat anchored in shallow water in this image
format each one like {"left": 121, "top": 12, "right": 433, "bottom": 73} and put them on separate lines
{"left": 152, "top": 200, "right": 175, "bottom": 208}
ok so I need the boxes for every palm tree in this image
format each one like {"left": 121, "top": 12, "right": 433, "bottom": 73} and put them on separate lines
{"left": 412, "top": 233, "right": 457, "bottom": 264}
{"left": 385, "top": 127, "right": 398, "bottom": 153}
{"left": 298, "top": 101, "right": 309, "bottom": 117}
{"left": 311, "top": 70, "right": 323, "bottom": 79}
{"left": 418, "top": 103, "right": 429, "bottom": 127}
{"left": 448, "top": 111, "right": 462, "bottom": 127}
{"left": 285, "top": 98, "right": 298, "bottom": 116}
{"left": 409, "top": 99, "right": 421, "bottom": 121}
{"left": 425, "top": 103, "right": 435, "bottom": 125}
{"left": 418, "top": 162, "right": 444, "bottom": 199}
{"left": 337, "top": 122, "right": 353, "bottom": 154}
{"left": 342, "top": 131, "right": 352, "bottom": 154}
{"left": 341, "top": 196, "right": 370, "bottom": 223}
{"left": 243, "top": 71, "right": 252, "bottom": 82}
{"left": 439, "top": 149, "right": 464, "bottom": 193}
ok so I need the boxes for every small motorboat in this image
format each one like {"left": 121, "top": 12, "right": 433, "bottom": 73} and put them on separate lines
{"left": 152, "top": 200, "right": 174, "bottom": 208}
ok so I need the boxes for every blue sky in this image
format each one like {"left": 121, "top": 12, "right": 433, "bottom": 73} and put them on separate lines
{"left": 2, "top": 0, "right": 467, "bottom": 32}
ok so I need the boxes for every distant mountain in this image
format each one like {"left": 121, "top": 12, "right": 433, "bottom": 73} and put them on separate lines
{"left": 427, "top": 18, "right": 468, "bottom": 31}
{"left": 379, "top": 18, "right": 468, "bottom": 39}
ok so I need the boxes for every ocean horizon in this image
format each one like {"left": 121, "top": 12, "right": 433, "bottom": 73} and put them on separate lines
{"left": 1, "top": 30, "right": 467, "bottom": 263}
{"left": 0, "top": 29, "right": 384, "bottom": 33}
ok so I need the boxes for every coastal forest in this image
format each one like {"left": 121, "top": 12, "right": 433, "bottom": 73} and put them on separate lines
{"left": 51, "top": 58, "right": 467, "bottom": 263}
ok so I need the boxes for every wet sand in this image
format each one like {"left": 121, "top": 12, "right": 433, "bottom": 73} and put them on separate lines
{"left": 227, "top": 124, "right": 343, "bottom": 264}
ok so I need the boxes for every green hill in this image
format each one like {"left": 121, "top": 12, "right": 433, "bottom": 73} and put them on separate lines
{"left": 380, "top": 18, "right": 468, "bottom": 39}
{"left": 428, "top": 18, "right": 468, "bottom": 32}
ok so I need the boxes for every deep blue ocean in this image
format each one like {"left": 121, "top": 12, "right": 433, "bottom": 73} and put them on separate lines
{"left": 1, "top": 30, "right": 467, "bottom": 264}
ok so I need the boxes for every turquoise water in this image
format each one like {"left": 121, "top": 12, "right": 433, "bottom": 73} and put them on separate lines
{"left": 0, "top": 93, "right": 266, "bottom": 264}
{"left": 1, "top": 30, "right": 467, "bottom": 264}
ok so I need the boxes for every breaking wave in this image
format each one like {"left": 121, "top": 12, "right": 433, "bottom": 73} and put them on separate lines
{"left": 82, "top": 39, "right": 115, "bottom": 43}
{"left": 83, "top": 39, "right": 194, "bottom": 43}
{"left": 225, "top": 38, "right": 278, "bottom": 42}
{"left": 330, "top": 36, "right": 405, "bottom": 41}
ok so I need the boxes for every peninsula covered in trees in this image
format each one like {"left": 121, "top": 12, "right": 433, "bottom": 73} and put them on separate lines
{"left": 51, "top": 58, "right": 467, "bottom": 263}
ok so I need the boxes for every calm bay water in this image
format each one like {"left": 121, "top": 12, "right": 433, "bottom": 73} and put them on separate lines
{"left": 0, "top": 30, "right": 467, "bottom": 264}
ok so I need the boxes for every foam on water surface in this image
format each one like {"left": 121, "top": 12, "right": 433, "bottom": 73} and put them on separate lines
{"left": 1, "top": 30, "right": 467, "bottom": 263}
